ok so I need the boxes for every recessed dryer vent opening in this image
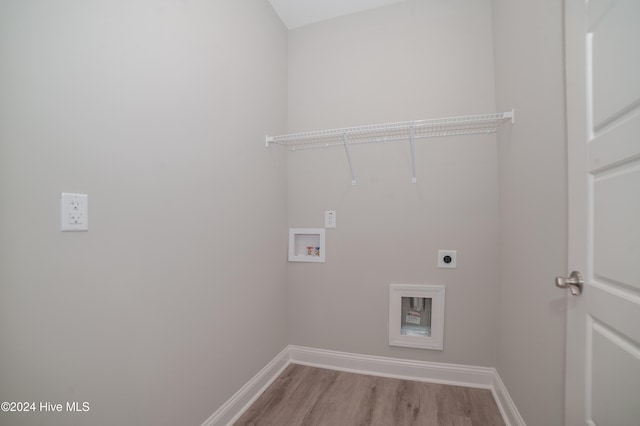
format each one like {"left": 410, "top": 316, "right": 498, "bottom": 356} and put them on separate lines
{"left": 401, "top": 297, "right": 432, "bottom": 337}
{"left": 389, "top": 284, "right": 445, "bottom": 350}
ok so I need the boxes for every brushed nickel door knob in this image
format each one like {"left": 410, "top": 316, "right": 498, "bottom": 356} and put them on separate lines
{"left": 555, "top": 271, "right": 583, "bottom": 296}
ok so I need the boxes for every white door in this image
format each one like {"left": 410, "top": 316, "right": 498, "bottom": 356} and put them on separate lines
{"left": 564, "top": 0, "right": 640, "bottom": 425}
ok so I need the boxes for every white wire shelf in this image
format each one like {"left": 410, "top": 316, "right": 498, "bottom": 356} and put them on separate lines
{"left": 265, "top": 110, "right": 514, "bottom": 185}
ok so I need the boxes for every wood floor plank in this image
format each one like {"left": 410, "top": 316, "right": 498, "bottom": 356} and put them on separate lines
{"left": 234, "top": 364, "right": 505, "bottom": 426}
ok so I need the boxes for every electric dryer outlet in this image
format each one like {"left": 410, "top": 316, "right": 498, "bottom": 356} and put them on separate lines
{"left": 437, "top": 250, "right": 457, "bottom": 268}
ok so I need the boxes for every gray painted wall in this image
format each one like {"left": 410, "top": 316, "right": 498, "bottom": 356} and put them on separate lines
{"left": 492, "top": 1, "right": 568, "bottom": 425}
{"left": 0, "top": 1, "right": 288, "bottom": 425}
{"left": 286, "top": 0, "right": 502, "bottom": 367}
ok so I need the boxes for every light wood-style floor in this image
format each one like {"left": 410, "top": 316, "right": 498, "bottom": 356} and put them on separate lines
{"left": 234, "top": 364, "right": 506, "bottom": 426}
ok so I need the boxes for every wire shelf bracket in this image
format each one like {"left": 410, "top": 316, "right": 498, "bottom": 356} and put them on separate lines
{"left": 342, "top": 133, "right": 357, "bottom": 185}
{"left": 266, "top": 110, "right": 514, "bottom": 184}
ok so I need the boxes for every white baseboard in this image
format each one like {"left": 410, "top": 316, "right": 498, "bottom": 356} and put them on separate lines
{"left": 200, "top": 347, "right": 290, "bottom": 426}
{"left": 288, "top": 345, "right": 496, "bottom": 389}
{"left": 491, "top": 371, "right": 527, "bottom": 426}
{"left": 202, "top": 345, "right": 525, "bottom": 426}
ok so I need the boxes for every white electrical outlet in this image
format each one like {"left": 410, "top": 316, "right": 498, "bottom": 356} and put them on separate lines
{"left": 325, "top": 210, "right": 336, "bottom": 228}
{"left": 438, "top": 250, "right": 457, "bottom": 268}
{"left": 61, "top": 193, "right": 88, "bottom": 231}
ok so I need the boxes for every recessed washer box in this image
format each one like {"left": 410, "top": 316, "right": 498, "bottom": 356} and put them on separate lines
{"left": 289, "top": 228, "right": 325, "bottom": 262}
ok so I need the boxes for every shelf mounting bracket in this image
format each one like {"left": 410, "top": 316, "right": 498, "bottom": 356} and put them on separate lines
{"left": 342, "top": 133, "right": 357, "bottom": 185}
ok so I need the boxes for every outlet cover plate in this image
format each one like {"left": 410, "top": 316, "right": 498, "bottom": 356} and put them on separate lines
{"left": 438, "top": 250, "right": 457, "bottom": 268}
{"left": 61, "top": 193, "right": 88, "bottom": 231}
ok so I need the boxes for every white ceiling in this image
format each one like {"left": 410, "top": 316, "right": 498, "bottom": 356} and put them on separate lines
{"left": 268, "top": 0, "right": 407, "bottom": 29}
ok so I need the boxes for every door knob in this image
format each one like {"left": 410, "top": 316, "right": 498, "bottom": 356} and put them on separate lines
{"left": 555, "top": 271, "right": 583, "bottom": 296}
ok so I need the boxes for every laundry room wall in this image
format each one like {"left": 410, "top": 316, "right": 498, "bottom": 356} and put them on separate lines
{"left": 286, "top": 0, "right": 501, "bottom": 366}
{"left": 0, "top": 1, "right": 288, "bottom": 425}
{"left": 492, "top": 0, "right": 568, "bottom": 424}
